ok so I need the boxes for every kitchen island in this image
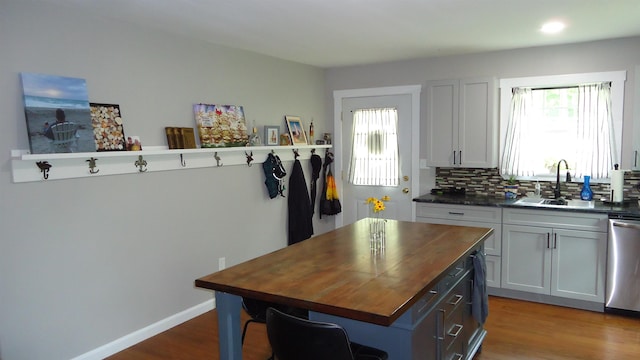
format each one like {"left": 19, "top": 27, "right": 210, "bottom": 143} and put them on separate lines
{"left": 195, "top": 219, "right": 491, "bottom": 359}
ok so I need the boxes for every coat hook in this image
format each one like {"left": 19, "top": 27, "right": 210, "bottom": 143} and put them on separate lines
{"left": 293, "top": 149, "right": 300, "bottom": 159}
{"left": 135, "top": 155, "right": 148, "bottom": 172}
{"left": 86, "top": 157, "right": 99, "bottom": 174}
{"left": 180, "top": 154, "right": 186, "bottom": 167}
{"left": 36, "top": 161, "right": 51, "bottom": 180}
{"left": 245, "top": 151, "right": 254, "bottom": 166}
{"left": 214, "top": 152, "right": 223, "bottom": 167}
{"left": 311, "top": 148, "right": 316, "bottom": 154}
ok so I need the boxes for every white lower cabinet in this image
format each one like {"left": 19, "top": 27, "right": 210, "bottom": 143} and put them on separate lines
{"left": 416, "top": 204, "right": 502, "bottom": 288}
{"left": 501, "top": 209, "right": 607, "bottom": 302}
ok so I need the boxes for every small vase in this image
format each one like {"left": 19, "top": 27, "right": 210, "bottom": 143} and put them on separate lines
{"left": 504, "top": 185, "right": 518, "bottom": 199}
{"left": 581, "top": 175, "right": 593, "bottom": 201}
{"left": 369, "top": 213, "right": 386, "bottom": 251}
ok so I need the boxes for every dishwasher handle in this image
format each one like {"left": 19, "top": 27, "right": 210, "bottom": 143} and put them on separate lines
{"left": 612, "top": 221, "right": 640, "bottom": 231}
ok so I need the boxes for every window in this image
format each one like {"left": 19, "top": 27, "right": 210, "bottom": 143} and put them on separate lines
{"left": 500, "top": 71, "right": 626, "bottom": 181}
{"left": 348, "top": 108, "right": 399, "bottom": 186}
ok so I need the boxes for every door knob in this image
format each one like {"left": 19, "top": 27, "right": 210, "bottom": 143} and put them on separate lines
{"left": 403, "top": 188, "right": 409, "bottom": 193}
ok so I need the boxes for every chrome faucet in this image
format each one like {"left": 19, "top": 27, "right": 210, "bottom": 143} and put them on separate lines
{"left": 554, "top": 159, "right": 572, "bottom": 199}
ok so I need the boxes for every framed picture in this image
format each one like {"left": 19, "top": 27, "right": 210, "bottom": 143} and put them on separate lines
{"left": 285, "top": 115, "right": 307, "bottom": 145}
{"left": 280, "top": 134, "right": 291, "bottom": 145}
{"left": 126, "top": 135, "right": 142, "bottom": 151}
{"left": 264, "top": 126, "right": 279, "bottom": 146}
{"left": 193, "top": 103, "right": 248, "bottom": 148}
{"left": 21, "top": 72, "right": 95, "bottom": 154}
{"left": 90, "top": 103, "right": 126, "bottom": 151}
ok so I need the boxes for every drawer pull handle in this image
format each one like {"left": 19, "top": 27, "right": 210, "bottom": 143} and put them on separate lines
{"left": 429, "top": 289, "right": 438, "bottom": 295}
{"left": 449, "top": 267, "right": 465, "bottom": 278}
{"left": 448, "top": 212, "right": 464, "bottom": 216}
{"left": 546, "top": 233, "right": 550, "bottom": 249}
{"left": 448, "top": 324, "right": 463, "bottom": 338}
{"left": 448, "top": 294, "right": 463, "bottom": 306}
{"left": 437, "top": 309, "right": 445, "bottom": 340}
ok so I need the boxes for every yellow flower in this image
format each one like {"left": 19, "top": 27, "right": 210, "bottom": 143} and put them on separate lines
{"left": 366, "top": 196, "right": 390, "bottom": 213}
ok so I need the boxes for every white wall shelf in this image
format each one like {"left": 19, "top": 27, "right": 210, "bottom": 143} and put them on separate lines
{"left": 11, "top": 144, "right": 332, "bottom": 183}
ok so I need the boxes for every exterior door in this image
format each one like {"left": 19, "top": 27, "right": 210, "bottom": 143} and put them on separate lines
{"left": 341, "top": 94, "right": 413, "bottom": 225}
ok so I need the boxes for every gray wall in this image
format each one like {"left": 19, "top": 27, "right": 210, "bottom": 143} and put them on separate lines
{"left": 325, "top": 37, "right": 640, "bottom": 195}
{"left": 0, "top": 1, "right": 330, "bottom": 359}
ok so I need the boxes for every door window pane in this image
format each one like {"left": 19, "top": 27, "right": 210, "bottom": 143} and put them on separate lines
{"left": 348, "top": 108, "right": 399, "bottom": 186}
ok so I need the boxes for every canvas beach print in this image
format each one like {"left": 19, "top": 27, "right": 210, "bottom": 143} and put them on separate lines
{"left": 21, "top": 73, "right": 94, "bottom": 154}
{"left": 193, "top": 104, "right": 248, "bottom": 148}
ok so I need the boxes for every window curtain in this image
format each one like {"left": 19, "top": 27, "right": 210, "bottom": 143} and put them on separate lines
{"left": 348, "top": 108, "right": 399, "bottom": 186}
{"left": 500, "top": 87, "right": 535, "bottom": 177}
{"left": 575, "top": 83, "right": 614, "bottom": 179}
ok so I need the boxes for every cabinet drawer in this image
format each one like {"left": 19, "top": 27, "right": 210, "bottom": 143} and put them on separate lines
{"left": 409, "top": 286, "right": 440, "bottom": 323}
{"left": 502, "top": 208, "right": 607, "bottom": 232}
{"left": 416, "top": 216, "right": 501, "bottom": 256}
{"left": 417, "top": 204, "right": 502, "bottom": 223}
{"left": 440, "top": 260, "right": 468, "bottom": 291}
{"left": 443, "top": 330, "right": 465, "bottom": 360}
{"left": 441, "top": 275, "right": 466, "bottom": 320}
{"left": 442, "top": 297, "right": 465, "bottom": 353}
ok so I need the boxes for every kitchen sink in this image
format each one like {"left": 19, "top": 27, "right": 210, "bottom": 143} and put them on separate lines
{"left": 513, "top": 197, "right": 595, "bottom": 209}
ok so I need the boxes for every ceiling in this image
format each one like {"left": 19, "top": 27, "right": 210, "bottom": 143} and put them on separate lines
{"left": 45, "top": 0, "right": 640, "bottom": 68}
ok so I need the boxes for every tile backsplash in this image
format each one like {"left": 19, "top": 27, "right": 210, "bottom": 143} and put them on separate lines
{"left": 435, "top": 167, "right": 640, "bottom": 200}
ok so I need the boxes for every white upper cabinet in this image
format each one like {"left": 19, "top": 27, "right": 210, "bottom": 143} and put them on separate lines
{"left": 425, "top": 77, "right": 497, "bottom": 168}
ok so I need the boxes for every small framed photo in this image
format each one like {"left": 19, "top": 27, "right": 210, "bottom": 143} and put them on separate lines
{"left": 126, "top": 135, "right": 142, "bottom": 151}
{"left": 264, "top": 126, "right": 280, "bottom": 146}
{"left": 280, "top": 134, "right": 291, "bottom": 145}
{"left": 285, "top": 115, "right": 307, "bottom": 146}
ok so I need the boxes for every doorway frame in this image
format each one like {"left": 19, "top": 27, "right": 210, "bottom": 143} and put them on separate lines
{"left": 333, "top": 85, "right": 422, "bottom": 227}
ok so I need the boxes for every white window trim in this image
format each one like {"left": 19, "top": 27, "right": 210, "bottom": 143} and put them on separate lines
{"left": 499, "top": 71, "right": 626, "bottom": 182}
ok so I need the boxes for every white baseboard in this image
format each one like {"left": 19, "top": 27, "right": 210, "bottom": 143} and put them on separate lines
{"left": 71, "top": 299, "right": 215, "bottom": 360}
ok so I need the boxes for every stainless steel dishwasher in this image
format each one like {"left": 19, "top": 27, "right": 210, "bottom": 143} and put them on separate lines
{"left": 606, "top": 215, "right": 640, "bottom": 315}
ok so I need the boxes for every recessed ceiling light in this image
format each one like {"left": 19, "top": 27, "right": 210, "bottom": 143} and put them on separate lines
{"left": 540, "top": 21, "right": 566, "bottom": 34}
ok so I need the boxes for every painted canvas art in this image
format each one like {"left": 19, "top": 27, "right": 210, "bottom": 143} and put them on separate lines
{"left": 193, "top": 104, "right": 248, "bottom": 148}
{"left": 21, "top": 72, "right": 94, "bottom": 154}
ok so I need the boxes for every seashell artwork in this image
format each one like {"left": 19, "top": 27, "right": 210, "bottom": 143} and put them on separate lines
{"left": 90, "top": 103, "right": 126, "bottom": 151}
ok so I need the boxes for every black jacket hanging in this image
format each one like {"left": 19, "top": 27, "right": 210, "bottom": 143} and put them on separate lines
{"left": 288, "top": 159, "right": 313, "bottom": 245}
{"left": 309, "top": 153, "right": 322, "bottom": 215}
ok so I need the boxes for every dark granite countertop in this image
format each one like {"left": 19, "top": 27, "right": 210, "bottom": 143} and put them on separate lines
{"left": 413, "top": 193, "right": 640, "bottom": 217}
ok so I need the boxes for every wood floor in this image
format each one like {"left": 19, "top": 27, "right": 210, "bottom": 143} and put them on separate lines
{"left": 107, "top": 296, "right": 640, "bottom": 360}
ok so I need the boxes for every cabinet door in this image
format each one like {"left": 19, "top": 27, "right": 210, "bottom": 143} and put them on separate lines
{"left": 551, "top": 229, "right": 606, "bottom": 302}
{"left": 485, "top": 255, "right": 501, "bottom": 289}
{"left": 458, "top": 78, "right": 497, "bottom": 168}
{"left": 501, "top": 225, "right": 551, "bottom": 294}
{"left": 426, "top": 79, "right": 458, "bottom": 167}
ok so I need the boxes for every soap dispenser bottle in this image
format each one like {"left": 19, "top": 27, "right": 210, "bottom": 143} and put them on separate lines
{"left": 581, "top": 175, "right": 593, "bottom": 201}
